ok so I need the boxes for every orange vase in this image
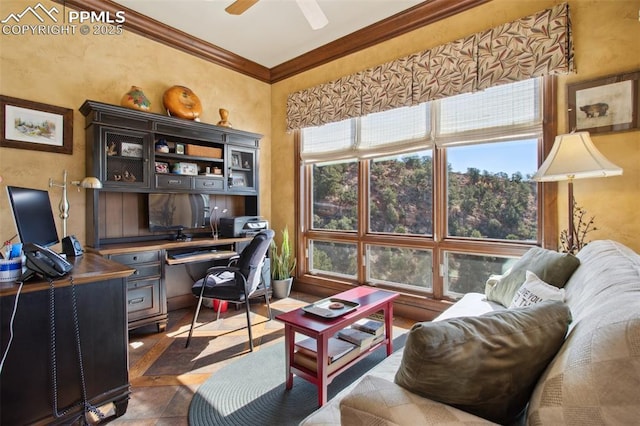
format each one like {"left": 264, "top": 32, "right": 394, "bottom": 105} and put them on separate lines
{"left": 121, "top": 86, "right": 151, "bottom": 111}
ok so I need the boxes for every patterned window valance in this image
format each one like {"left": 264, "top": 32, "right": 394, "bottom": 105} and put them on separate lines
{"left": 286, "top": 3, "right": 573, "bottom": 132}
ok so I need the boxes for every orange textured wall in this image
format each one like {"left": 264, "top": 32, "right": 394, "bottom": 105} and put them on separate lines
{"left": 0, "top": 0, "right": 272, "bottom": 248}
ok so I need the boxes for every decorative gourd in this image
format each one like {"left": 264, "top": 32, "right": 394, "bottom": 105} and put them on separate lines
{"left": 162, "top": 85, "right": 203, "bottom": 120}
{"left": 121, "top": 86, "right": 151, "bottom": 111}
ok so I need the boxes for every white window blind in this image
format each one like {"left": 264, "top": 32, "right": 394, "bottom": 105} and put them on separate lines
{"left": 436, "top": 78, "right": 542, "bottom": 147}
{"left": 301, "top": 78, "right": 542, "bottom": 161}
{"left": 359, "top": 104, "right": 431, "bottom": 158}
{"left": 301, "top": 119, "right": 353, "bottom": 163}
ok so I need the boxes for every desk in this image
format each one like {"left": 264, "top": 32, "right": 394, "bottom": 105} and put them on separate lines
{"left": 89, "top": 237, "right": 251, "bottom": 331}
{"left": 0, "top": 254, "right": 134, "bottom": 424}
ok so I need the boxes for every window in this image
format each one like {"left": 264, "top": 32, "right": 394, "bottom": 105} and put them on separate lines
{"left": 299, "top": 77, "right": 550, "bottom": 300}
{"left": 312, "top": 161, "right": 358, "bottom": 231}
{"left": 369, "top": 150, "right": 433, "bottom": 235}
{"left": 447, "top": 140, "right": 538, "bottom": 240}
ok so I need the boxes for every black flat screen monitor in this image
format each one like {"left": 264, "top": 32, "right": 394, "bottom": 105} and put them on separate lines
{"left": 7, "top": 186, "right": 60, "bottom": 248}
{"left": 148, "top": 193, "right": 210, "bottom": 236}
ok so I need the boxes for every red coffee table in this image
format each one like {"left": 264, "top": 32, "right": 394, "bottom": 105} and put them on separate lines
{"left": 275, "top": 286, "right": 399, "bottom": 406}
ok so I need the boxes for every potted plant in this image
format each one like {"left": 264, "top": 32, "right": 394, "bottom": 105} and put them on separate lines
{"left": 271, "top": 226, "right": 296, "bottom": 298}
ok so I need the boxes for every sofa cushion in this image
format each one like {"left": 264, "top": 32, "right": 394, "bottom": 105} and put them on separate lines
{"left": 394, "top": 300, "right": 572, "bottom": 425}
{"left": 486, "top": 247, "right": 579, "bottom": 307}
{"left": 509, "top": 270, "right": 565, "bottom": 308}
{"left": 528, "top": 240, "right": 640, "bottom": 424}
{"left": 340, "top": 375, "right": 497, "bottom": 425}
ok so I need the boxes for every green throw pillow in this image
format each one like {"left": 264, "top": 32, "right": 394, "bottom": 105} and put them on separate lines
{"left": 394, "top": 301, "right": 572, "bottom": 425}
{"left": 486, "top": 247, "right": 580, "bottom": 307}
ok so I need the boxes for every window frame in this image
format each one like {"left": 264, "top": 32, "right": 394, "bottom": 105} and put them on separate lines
{"left": 294, "top": 77, "right": 558, "bottom": 303}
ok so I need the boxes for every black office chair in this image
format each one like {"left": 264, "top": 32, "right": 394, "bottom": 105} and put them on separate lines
{"left": 185, "top": 229, "right": 275, "bottom": 350}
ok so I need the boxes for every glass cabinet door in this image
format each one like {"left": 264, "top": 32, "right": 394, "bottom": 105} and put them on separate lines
{"left": 101, "top": 127, "right": 151, "bottom": 189}
{"left": 228, "top": 146, "right": 256, "bottom": 192}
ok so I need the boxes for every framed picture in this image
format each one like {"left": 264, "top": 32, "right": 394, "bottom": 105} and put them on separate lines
{"left": 120, "top": 141, "right": 143, "bottom": 158}
{"left": 175, "top": 143, "right": 185, "bottom": 154}
{"left": 0, "top": 95, "right": 73, "bottom": 154}
{"left": 232, "top": 172, "right": 247, "bottom": 187}
{"left": 232, "top": 153, "right": 240, "bottom": 167}
{"left": 568, "top": 70, "right": 639, "bottom": 134}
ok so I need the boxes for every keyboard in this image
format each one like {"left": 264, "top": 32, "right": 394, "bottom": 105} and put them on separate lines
{"left": 170, "top": 249, "right": 216, "bottom": 259}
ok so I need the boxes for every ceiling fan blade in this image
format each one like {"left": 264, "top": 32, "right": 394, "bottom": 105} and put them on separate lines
{"left": 295, "top": 0, "right": 328, "bottom": 30}
{"left": 225, "top": 0, "right": 259, "bottom": 15}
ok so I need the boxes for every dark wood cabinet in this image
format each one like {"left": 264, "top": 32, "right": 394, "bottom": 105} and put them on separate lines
{"left": 0, "top": 255, "right": 133, "bottom": 424}
{"left": 79, "top": 100, "right": 262, "bottom": 248}
{"left": 78, "top": 101, "right": 264, "bottom": 331}
{"left": 80, "top": 100, "right": 261, "bottom": 196}
{"left": 109, "top": 249, "right": 167, "bottom": 331}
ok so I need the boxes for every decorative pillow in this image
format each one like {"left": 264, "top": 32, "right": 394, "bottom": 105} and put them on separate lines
{"left": 485, "top": 247, "right": 579, "bottom": 307}
{"left": 340, "top": 375, "right": 495, "bottom": 425}
{"left": 509, "top": 271, "right": 565, "bottom": 308}
{"left": 394, "top": 300, "right": 572, "bottom": 425}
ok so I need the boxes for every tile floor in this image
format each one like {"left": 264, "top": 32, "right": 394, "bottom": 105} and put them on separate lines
{"left": 110, "top": 291, "right": 414, "bottom": 425}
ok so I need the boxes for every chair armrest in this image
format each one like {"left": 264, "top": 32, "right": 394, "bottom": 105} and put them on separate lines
{"left": 205, "top": 265, "right": 241, "bottom": 275}
{"left": 340, "top": 375, "right": 497, "bottom": 425}
{"left": 227, "top": 255, "right": 240, "bottom": 266}
{"left": 198, "top": 265, "right": 244, "bottom": 289}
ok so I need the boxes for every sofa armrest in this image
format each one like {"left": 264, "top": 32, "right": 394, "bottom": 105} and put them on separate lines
{"left": 340, "top": 375, "right": 498, "bottom": 425}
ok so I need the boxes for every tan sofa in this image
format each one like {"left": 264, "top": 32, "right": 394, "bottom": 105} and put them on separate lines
{"left": 301, "top": 240, "right": 640, "bottom": 425}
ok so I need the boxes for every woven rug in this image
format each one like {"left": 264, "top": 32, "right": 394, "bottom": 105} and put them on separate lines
{"left": 189, "top": 334, "right": 406, "bottom": 425}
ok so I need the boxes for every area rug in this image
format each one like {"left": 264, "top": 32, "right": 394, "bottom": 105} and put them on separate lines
{"left": 189, "top": 334, "right": 406, "bottom": 425}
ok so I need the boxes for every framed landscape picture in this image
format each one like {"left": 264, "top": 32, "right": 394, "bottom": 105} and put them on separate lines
{"left": 568, "top": 71, "right": 639, "bottom": 134}
{"left": 0, "top": 95, "right": 73, "bottom": 154}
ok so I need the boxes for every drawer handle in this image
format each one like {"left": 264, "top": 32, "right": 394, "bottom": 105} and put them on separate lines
{"left": 168, "top": 179, "right": 182, "bottom": 184}
{"left": 132, "top": 256, "right": 138, "bottom": 261}
{"left": 129, "top": 297, "right": 144, "bottom": 305}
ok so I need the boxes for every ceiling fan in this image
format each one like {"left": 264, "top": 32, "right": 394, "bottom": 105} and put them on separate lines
{"left": 225, "top": 0, "right": 329, "bottom": 30}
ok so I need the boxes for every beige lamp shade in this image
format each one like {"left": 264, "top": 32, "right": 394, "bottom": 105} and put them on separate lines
{"left": 533, "top": 132, "right": 623, "bottom": 182}
{"left": 79, "top": 176, "right": 103, "bottom": 189}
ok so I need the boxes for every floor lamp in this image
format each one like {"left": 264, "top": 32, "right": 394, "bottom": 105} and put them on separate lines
{"left": 533, "top": 131, "right": 622, "bottom": 252}
{"left": 49, "top": 170, "right": 103, "bottom": 238}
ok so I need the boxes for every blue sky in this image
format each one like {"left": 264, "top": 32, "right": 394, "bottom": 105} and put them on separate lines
{"left": 447, "top": 139, "right": 538, "bottom": 177}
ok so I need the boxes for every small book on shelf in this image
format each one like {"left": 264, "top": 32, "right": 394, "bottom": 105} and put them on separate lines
{"left": 351, "top": 318, "right": 384, "bottom": 337}
{"left": 336, "top": 327, "right": 375, "bottom": 349}
{"left": 293, "top": 347, "right": 360, "bottom": 374}
{"left": 295, "top": 337, "right": 357, "bottom": 363}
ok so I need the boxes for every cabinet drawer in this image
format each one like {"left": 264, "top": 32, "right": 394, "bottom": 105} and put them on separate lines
{"left": 129, "top": 263, "right": 161, "bottom": 279}
{"left": 155, "top": 174, "right": 192, "bottom": 190}
{"left": 111, "top": 251, "right": 160, "bottom": 265}
{"left": 127, "top": 278, "right": 161, "bottom": 319}
{"left": 194, "top": 177, "right": 224, "bottom": 191}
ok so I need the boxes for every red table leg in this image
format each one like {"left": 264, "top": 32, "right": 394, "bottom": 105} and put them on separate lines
{"left": 385, "top": 302, "right": 394, "bottom": 356}
{"left": 284, "top": 324, "right": 294, "bottom": 389}
{"left": 316, "top": 334, "right": 328, "bottom": 406}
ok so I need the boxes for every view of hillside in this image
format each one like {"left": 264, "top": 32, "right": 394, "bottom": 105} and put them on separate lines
{"left": 311, "top": 154, "right": 538, "bottom": 294}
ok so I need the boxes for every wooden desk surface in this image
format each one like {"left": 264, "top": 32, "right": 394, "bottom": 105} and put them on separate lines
{"left": 0, "top": 253, "right": 135, "bottom": 297}
{"left": 87, "top": 237, "right": 252, "bottom": 255}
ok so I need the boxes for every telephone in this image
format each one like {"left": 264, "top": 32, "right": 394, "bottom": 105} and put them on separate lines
{"left": 21, "top": 242, "right": 73, "bottom": 281}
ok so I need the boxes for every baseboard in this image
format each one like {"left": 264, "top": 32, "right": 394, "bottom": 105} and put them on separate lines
{"left": 168, "top": 294, "right": 196, "bottom": 311}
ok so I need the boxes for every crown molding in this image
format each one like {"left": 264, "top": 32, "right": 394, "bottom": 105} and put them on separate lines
{"left": 53, "top": 0, "right": 272, "bottom": 82}
{"left": 270, "top": 0, "right": 490, "bottom": 82}
{"left": 52, "top": 0, "right": 489, "bottom": 84}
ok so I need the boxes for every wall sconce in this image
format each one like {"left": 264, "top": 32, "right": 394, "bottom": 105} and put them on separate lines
{"left": 49, "top": 170, "right": 102, "bottom": 238}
